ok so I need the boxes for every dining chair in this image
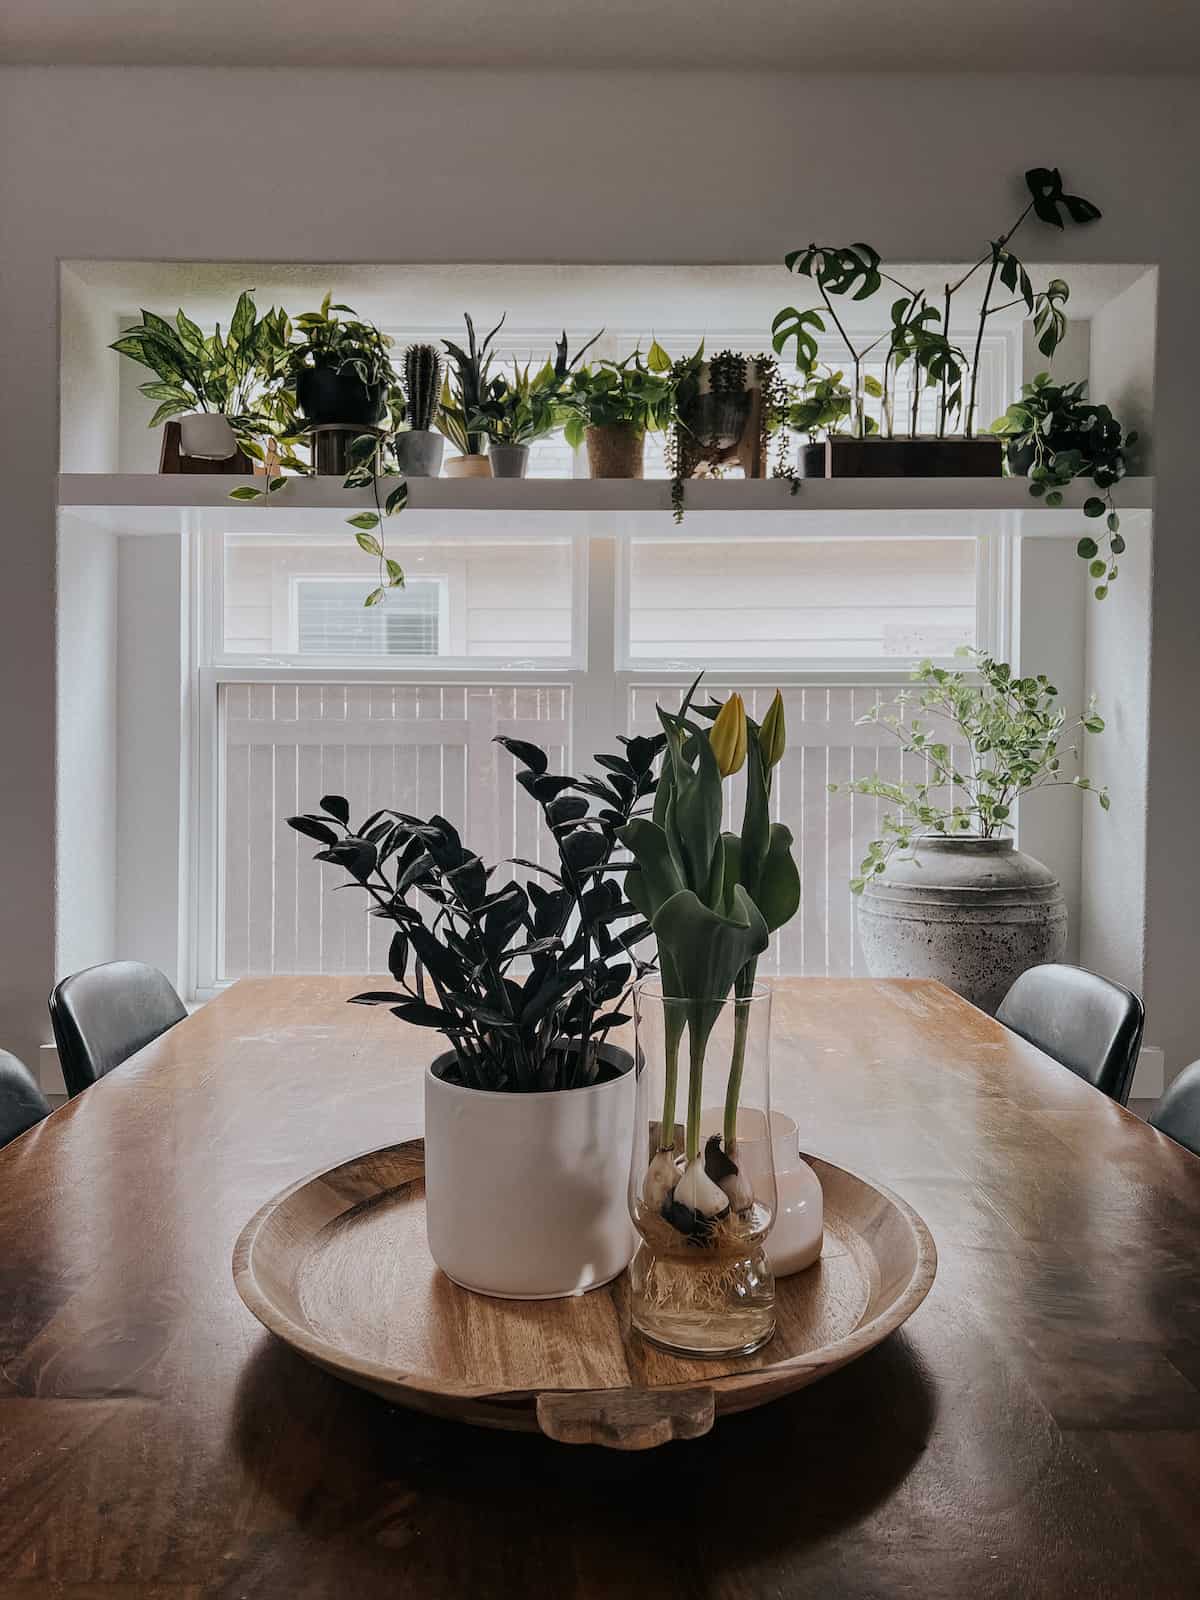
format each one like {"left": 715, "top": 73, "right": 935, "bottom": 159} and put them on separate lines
{"left": 49, "top": 962, "right": 187, "bottom": 1098}
{"left": 1149, "top": 1060, "right": 1200, "bottom": 1158}
{"left": 0, "top": 1050, "right": 51, "bottom": 1149}
{"left": 995, "top": 962, "right": 1145, "bottom": 1105}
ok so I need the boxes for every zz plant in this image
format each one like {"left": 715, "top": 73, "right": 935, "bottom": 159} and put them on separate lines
{"left": 287, "top": 730, "right": 666, "bottom": 1092}
{"left": 835, "top": 648, "right": 1108, "bottom": 892}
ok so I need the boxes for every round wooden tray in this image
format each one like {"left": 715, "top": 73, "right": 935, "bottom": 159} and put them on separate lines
{"left": 233, "top": 1139, "right": 937, "bottom": 1450}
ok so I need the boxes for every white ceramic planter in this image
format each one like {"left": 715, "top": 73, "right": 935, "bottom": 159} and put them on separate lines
{"left": 424, "top": 1047, "right": 636, "bottom": 1299}
{"left": 738, "top": 1111, "right": 824, "bottom": 1276}
{"left": 857, "top": 836, "right": 1067, "bottom": 1015}
{"left": 178, "top": 411, "right": 238, "bottom": 460}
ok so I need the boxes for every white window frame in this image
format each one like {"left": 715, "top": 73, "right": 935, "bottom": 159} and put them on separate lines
{"left": 185, "top": 322, "right": 1020, "bottom": 999}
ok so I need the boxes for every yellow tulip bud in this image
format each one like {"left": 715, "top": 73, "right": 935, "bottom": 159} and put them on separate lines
{"left": 760, "top": 690, "right": 786, "bottom": 768}
{"left": 710, "top": 693, "right": 748, "bottom": 777}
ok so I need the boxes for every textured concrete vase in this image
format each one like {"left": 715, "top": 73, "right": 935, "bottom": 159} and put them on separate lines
{"left": 856, "top": 837, "right": 1066, "bottom": 1015}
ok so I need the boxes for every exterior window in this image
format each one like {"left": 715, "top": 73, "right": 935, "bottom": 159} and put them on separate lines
{"left": 294, "top": 577, "right": 442, "bottom": 656}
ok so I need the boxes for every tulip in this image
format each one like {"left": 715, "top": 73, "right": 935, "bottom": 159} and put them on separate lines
{"left": 760, "top": 689, "right": 786, "bottom": 769}
{"left": 709, "top": 692, "right": 748, "bottom": 777}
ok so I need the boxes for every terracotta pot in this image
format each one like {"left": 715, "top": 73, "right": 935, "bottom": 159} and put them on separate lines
{"left": 443, "top": 453, "right": 493, "bottom": 479}
{"left": 424, "top": 1044, "right": 636, "bottom": 1299}
{"left": 586, "top": 423, "right": 645, "bottom": 479}
{"left": 856, "top": 837, "right": 1067, "bottom": 1015}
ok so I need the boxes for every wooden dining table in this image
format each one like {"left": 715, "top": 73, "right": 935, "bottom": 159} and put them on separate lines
{"left": 2, "top": 975, "right": 1200, "bottom": 1597}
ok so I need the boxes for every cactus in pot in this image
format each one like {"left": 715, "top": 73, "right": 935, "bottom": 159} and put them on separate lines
{"left": 394, "top": 343, "right": 445, "bottom": 477}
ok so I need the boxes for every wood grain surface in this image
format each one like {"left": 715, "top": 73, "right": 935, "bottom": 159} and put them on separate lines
{"left": 3, "top": 977, "right": 1200, "bottom": 1596}
{"left": 231, "top": 1141, "right": 935, "bottom": 1445}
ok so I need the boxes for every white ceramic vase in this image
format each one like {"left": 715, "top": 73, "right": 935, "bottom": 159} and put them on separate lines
{"left": 424, "top": 1046, "right": 636, "bottom": 1299}
{"left": 738, "top": 1111, "right": 824, "bottom": 1276}
{"left": 178, "top": 411, "right": 238, "bottom": 460}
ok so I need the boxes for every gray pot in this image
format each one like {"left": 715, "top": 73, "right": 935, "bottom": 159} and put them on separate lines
{"left": 488, "top": 442, "right": 530, "bottom": 479}
{"left": 392, "top": 429, "right": 444, "bottom": 478}
{"left": 856, "top": 837, "right": 1066, "bottom": 1015}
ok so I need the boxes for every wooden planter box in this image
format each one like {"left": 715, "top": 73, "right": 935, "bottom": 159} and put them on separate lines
{"left": 799, "top": 436, "right": 1004, "bottom": 479}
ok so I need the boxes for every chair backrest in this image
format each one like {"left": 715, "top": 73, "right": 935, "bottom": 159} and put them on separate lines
{"left": 1150, "top": 1060, "right": 1200, "bottom": 1158}
{"left": 996, "top": 962, "right": 1145, "bottom": 1105}
{"left": 0, "top": 1049, "right": 51, "bottom": 1149}
{"left": 49, "top": 961, "right": 187, "bottom": 1098}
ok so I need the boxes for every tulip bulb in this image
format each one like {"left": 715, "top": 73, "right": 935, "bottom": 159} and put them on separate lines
{"left": 673, "top": 1156, "right": 731, "bottom": 1219}
{"left": 643, "top": 1148, "right": 683, "bottom": 1210}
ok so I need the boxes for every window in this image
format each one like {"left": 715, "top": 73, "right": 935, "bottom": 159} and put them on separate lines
{"left": 190, "top": 318, "right": 1017, "bottom": 997}
{"left": 294, "top": 577, "right": 443, "bottom": 656}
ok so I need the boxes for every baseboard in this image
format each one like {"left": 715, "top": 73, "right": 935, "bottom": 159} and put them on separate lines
{"left": 1131, "top": 1044, "right": 1165, "bottom": 1100}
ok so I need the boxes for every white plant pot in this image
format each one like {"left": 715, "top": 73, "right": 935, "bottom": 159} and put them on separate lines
{"left": 424, "top": 1046, "right": 636, "bottom": 1299}
{"left": 740, "top": 1112, "right": 824, "bottom": 1276}
{"left": 856, "top": 836, "right": 1067, "bottom": 1015}
{"left": 178, "top": 411, "right": 238, "bottom": 460}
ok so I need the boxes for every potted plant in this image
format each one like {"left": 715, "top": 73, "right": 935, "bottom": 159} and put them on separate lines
{"left": 836, "top": 648, "right": 1108, "bottom": 1014}
{"left": 439, "top": 312, "right": 505, "bottom": 478}
{"left": 392, "top": 344, "right": 444, "bottom": 478}
{"left": 468, "top": 330, "right": 603, "bottom": 477}
{"left": 287, "top": 726, "right": 666, "bottom": 1299}
{"left": 288, "top": 294, "right": 396, "bottom": 430}
{"left": 666, "top": 348, "right": 796, "bottom": 519}
{"left": 110, "top": 292, "right": 286, "bottom": 471}
{"left": 620, "top": 685, "right": 802, "bottom": 1356}
{"left": 990, "top": 373, "right": 1138, "bottom": 598}
{"left": 563, "top": 345, "right": 684, "bottom": 478}
{"left": 787, "top": 363, "right": 863, "bottom": 475}
{"left": 772, "top": 166, "right": 1102, "bottom": 478}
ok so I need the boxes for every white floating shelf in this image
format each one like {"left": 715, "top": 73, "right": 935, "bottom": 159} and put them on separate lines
{"left": 57, "top": 474, "right": 1154, "bottom": 540}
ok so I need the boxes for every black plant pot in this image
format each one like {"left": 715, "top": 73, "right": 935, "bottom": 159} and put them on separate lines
{"left": 295, "top": 365, "right": 386, "bottom": 427}
{"left": 679, "top": 392, "right": 753, "bottom": 450}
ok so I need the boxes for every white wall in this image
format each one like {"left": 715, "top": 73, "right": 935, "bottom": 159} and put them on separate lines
{"left": 2, "top": 67, "right": 1198, "bottom": 1073}
{"left": 55, "top": 520, "right": 119, "bottom": 978}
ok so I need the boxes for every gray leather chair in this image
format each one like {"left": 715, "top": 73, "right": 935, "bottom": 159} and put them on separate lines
{"left": 0, "top": 1050, "right": 51, "bottom": 1148}
{"left": 1150, "top": 1060, "right": 1200, "bottom": 1158}
{"left": 49, "top": 962, "right": 186, "bottom": 1098}
{"left": 996, "top": 962, "right": 1144, "bottom": 1105}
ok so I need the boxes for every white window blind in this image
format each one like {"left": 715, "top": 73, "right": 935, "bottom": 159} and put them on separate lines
{"left": 295, "top": 577, "right": 442, "bottom": 656}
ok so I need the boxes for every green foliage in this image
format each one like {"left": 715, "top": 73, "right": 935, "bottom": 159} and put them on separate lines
{"left": 287, "top": 729, "right": 666, "bottom": 1093}
{"left": 773, "top": 166, "right": 1102, "bottom": 440}
{"left": 110, "top": 293, "right": 291, "bottom": 452}
{"left": 441, "top": 312, "right": 506, "bottom": 455}
{"left": 832, "top": 649, "right": 1109, "bottom": 892}
{"left": 287, "top": 292, "right": 396, "bottom": 391}
{"left": 561, "top": 345, "right": 695, "bottom": 448}
{"left": 990, "top": 372, "right": 1137, "bottom": 596}
{"left": 788, "top": 365, "right": 854, "bottom": 440}
{"left": 465, "top": 334, "right": 601, "bottom": 446}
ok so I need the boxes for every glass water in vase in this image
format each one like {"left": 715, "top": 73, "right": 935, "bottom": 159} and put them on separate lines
{"left": 628, "top": 980, "right": 776, "bottom": 1357}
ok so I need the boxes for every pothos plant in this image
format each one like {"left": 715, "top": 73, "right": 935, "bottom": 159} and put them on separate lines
{"left": 621, "top": 684, "right": 800, "bottom": 1236}
{"left": 834, "top": 648, "right": 1108, "bottom": 893}
{"left": 562, "top": 343, "right": 690, "bottom": 447}
{"left": 990, "top": 373, "right": 1137, "bottom": 597}
{"left": 772, "top": 167, "right": 1102, "bottom": 441}
{"left": 287, "top": 728, "right": 666, "bottom": 1092}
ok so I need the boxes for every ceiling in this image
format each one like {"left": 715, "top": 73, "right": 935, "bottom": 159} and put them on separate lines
{"left": 5, "top": 0, "right": 1200, "bottom": 72}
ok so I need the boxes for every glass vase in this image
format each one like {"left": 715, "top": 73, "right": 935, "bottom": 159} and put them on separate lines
{"left": 628, "top": 980, "right": 776, "bottom": 1357}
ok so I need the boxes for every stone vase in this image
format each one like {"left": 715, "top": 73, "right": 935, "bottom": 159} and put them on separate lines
{"left": 856, "top": 837, "right": 1066, "bottom": 1015}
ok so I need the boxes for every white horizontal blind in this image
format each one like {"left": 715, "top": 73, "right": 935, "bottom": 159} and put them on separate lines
{"left": 220, "top": 682, "right": 568, "bottom": 979}
{"left": 295, "top": 577, "right": 441, "bottom": 656}
{"left": 629, "top": 683, "right": 968, "bottom": 977}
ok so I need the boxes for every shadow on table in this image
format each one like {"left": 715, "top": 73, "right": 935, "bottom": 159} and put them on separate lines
{"left": 228, "top": 1328, "right": 937, "bottom": 1591}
